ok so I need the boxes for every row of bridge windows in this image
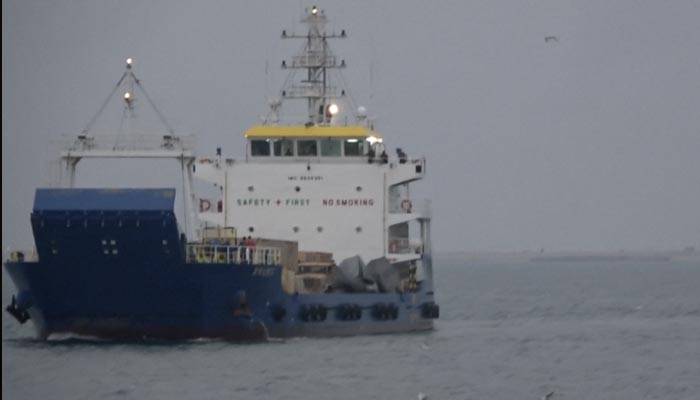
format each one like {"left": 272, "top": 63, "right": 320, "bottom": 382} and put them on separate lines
{"left": 245, "top": 226, "right": 363, "bottom": 233}
{"left": 250, "top": 138, "right": 365, "bottom": 157}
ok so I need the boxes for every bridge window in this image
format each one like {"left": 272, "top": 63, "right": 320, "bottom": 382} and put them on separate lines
{"left": 298, "top": 140, "right": 318, "bottom": 156}
{"left": 344, "top": 139, "right": 362, "bottom": 156}
{"left": 320, "top": 139, "right": 341, "bottom": 156}
{"left": 251, "top": 140, "right": 271, "bottom": 156}
{"left": 273, "top": 139, "right": 294, "bottom": 156}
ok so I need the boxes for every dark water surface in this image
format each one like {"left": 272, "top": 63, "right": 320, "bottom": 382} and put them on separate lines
{"left": 3, "top": 256, "right": 699, "bottom": 399}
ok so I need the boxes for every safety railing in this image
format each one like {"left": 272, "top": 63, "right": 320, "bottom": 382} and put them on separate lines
{"left": 60, "top": 133, "right": 196, "bottom": 152}
{"left": 291, "top": 53, "right": 337, "bottom": 68}
{"left": 387, "top": 238, "right": 424, "bottom": 255}
{"left": 186, "top": 244, "right": 281, "bottom": 266}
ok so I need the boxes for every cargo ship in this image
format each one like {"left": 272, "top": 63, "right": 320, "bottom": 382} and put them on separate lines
{"left": 4, "top": 6, "right": 438, "bottom": 341}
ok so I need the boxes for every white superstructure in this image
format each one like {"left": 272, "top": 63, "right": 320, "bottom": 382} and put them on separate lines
{"left": 194, "top": 6, "right": 431, "bottom": 266}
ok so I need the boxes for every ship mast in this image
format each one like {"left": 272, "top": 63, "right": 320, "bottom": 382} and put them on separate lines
{"left": 277, "top": 5, "right": 349, "bottom": 125}
{"left": 60, "top": 58, "right": 197, "bottom": 240}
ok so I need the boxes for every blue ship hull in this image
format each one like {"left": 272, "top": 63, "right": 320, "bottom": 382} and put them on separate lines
{"left": 4, "top": 189, "right": 437, "bottom": 341}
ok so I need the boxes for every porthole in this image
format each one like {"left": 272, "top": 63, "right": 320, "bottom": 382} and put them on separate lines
{"left": 317, "top": 226, "right": 323, "bottom": 233}
{"left": 248, "top": 226, "right": 255, "bottom": 233}
{"left": 248, "top": 186, "right": 254, "bottom": 192}
{"left": 355, "top": 226, "right": 362, "bottom": 233}
{"left": 293, "top": 226, "right": 300, "bottom": 233}
{"left": 356, "top": 186, "right": 362, "bottom": 192}
{"left": 295, "top": 186, "right": 301, "bottom": 192}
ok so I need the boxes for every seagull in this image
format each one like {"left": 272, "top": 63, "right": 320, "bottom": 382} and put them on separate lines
{"left": 545, "top": 36, "right": 558, "bottom": 43}
{"left": 541, "top": 391, "right": 555, "bottom": 400}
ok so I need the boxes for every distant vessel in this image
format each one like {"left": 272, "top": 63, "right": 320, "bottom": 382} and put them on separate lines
{"left": 4, "top": 6, "right": 439, "bottom": 340}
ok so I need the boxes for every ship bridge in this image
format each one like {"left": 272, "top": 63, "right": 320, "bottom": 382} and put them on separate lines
{"left": 244, "top": 126, "right": 381, "bottom": 162}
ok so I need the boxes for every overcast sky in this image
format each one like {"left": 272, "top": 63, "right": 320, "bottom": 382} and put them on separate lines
{"left": 3, "top": 0, "right": 699, "bottom": 253}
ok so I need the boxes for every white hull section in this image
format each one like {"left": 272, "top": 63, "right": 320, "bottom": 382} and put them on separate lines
{"left": 196, "top": 158, "right": 428, "bottom": 263}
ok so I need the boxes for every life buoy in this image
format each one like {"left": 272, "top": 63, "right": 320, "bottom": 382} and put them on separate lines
{"left": 199, "top": 199, "right": 211, "bottom": 212}
{"left": 401, "top": 199, "right": 412, "bottom": 213}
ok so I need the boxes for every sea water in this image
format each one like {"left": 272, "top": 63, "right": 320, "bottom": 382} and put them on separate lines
{"left": 3, "top": 256, "right": 699, "bottom": 400}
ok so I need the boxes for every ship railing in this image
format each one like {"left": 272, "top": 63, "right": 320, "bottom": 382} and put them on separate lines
{"left": 284, "top": 85, "right": 340, "bottom": 99}
{"left": 290, "top": 53, "right": 338, "bottom": 68}
{"left": 59, "top": 132, "right": 196, "bottom": 152}
{"left": 388, "top": 238, "right": 424, "bottom": 255}
{"left": 258, "top": 114, "right": 374, "bottom": 128}
{"left": 186, "top": 244, "right": 281, "bottom": 266}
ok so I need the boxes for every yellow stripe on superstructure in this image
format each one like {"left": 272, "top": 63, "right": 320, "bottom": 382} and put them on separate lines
{"left": 245, "top": 125, "right": 381, "bottom": 139}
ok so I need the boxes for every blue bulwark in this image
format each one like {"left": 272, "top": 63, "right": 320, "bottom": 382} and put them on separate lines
{"left": 33, "top": 188, "right": 176, "bottom": 212}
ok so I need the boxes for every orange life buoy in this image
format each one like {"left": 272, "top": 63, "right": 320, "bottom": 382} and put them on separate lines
{"left": 199, "top": 199, "right": 211, "bottom": 212}
{"left": 401, "top": 199, "right": 412, "bottom": 213}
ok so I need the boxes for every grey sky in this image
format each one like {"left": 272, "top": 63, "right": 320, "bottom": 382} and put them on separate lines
{"left": 3, "top": 0, "right": 700, "bottom": 252}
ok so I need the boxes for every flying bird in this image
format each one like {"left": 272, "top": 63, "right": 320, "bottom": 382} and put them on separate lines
{"left": 541, "top": 391, "right": 555, "bottom": 400}
{"left": 545, "top": 36, "right": 558, "bottom": 43}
